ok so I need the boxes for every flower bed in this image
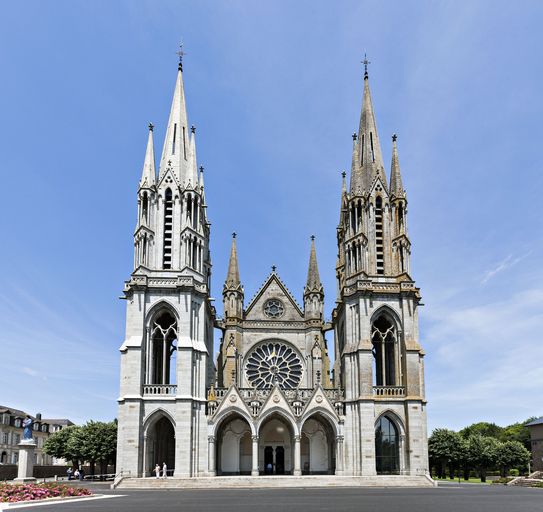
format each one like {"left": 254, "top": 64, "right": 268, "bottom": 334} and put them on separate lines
{"left": 0, "top": 482, "right": 92, "bottom": 503}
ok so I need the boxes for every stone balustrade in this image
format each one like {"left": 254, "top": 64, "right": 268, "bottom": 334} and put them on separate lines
{"left": 372, "top": 386, "right": 405, "bottom": 397}
{"left": 142, "top": 384, "right": 177, "bottom": 396}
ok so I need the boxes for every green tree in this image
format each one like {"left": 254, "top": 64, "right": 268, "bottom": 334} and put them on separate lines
{"left": 460, "top": 422, "right": 503, "bottom": 440}
{"left": 43, "top": 425, "right": 83, "bottom": 467}
{"left": 67, "top": 421, "right": 117, "bottom": 477}
{"left": 467, "top": 434, "right": 501, "bottom": 482}
{"left": 428, "top": 429, "right": 463, "bottom": 479}
{"left": 496, "top": 440, "right": 531, "bottom": 477}
{"left": 500, "top": 418, "right": 538, "bottom": 451}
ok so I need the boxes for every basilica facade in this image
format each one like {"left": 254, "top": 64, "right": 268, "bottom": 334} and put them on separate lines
{"left": 116, "top": 58, "right": 429, "bottom": 480}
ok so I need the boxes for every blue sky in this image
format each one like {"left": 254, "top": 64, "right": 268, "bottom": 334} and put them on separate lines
{"left": 0, "top": 1, "right": 542, "bottom": 431}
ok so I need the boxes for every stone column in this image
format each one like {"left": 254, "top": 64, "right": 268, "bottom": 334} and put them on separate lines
{"left": 399, "top": 434, "right": 406, "bottom": 475}
{"left": 335, "top": 435, "right": 344, "bottom": 475}
{"left": 293, "top": 435, "right": 302, "bottom": 476}
{"left": 208, "top": 436, "right": 216, "bottom": 476}
{"left": 251, "top": 435, "right": 259, "bottom": 476}
{"left": 14, "top": 441, "right": 36, "bottom": 483}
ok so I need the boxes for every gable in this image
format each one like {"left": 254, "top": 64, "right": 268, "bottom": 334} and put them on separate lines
{"left": 245, "top": 274, "right": 303, "bottom": 321}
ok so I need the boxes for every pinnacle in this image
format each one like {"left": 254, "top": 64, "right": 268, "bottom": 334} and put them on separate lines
{"left": 390, "top": 133, "right": 405, "bottom": 198}
{"left": 305, "top": 237, "right": 323, "bottom": 295}
{"left": 225, "top": 234, "right": 241, "bottom": 289}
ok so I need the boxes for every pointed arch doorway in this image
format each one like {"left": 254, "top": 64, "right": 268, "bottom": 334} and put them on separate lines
{"left": 258, "top": 414, "right": 295, "bottom": 475}
{"left": 145, "top": 415, "right": 175, "bottom": 476}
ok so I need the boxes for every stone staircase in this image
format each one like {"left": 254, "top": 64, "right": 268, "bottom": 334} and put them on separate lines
{"left": 114, "top": 474, "right": 436, "bottom": 489}
{"left": 508, "top": 471, "right": 543, "bottom": 488}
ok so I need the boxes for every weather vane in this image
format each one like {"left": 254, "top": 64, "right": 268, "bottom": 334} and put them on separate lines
{"left": 362, "top": 53, "right": 370, "bottom": 78}
{"left": 176, "top": 42, "right": 186, "bottom": 70}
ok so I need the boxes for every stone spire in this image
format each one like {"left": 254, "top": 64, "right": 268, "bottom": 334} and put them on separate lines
{"left": 389, "top": 134, "right": 405, "bottom": 198}
{"left": 356, "top": 68, "right": 387, "bottom": 190}
{"left": 139, "top": 123, "right": 156, "bottom": 189}
{"left": 304, "top": 236, "right": 324, "bottom": 295}
{"left": 159, "top": 62, "right": 190, "bottom": 184}
{"left": 225, "top": 234, "right": 241, "bottom": 290}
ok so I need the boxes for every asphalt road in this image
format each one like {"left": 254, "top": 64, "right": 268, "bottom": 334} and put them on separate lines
{"left": 12, "top": 483, "right": 543, "bottom": 512}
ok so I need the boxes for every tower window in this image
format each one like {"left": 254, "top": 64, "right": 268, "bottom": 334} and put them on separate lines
{"left": 172, "top": 124, "right": 177, "bottom": 155}
{"left": 370, "top": 132, "right": 375, "bottom": 162}
{"left": 375, "top": 196, "right": 384, "bottom": 274}
{"left": 372, "top": 315, "right": 399, "bottom": 386}
{"left": 361, "top": 134, "right": 365, "bottom": 164}
{"left": 398, "top": 203, "right": 404, "bottom": 230}
{"left": 148, "top": 310, "right": 178, "bottom": 385}
{"left": 399, "top": 245, "right": 404, "bottom": 273}
{"left": 163, "top": 188, "right": 173, "bottom": 269}
{"left": 142, "top": 192, "right": 148, "bottom": 224}
{"left": 183, "top": 126, "right": 187, "bottom": 160}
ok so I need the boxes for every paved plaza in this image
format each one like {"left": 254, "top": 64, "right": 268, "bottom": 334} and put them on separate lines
{"left": 10, "top": 483, "right": 542, "bottom": 512}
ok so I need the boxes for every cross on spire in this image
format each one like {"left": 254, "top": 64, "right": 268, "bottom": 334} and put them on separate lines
{"left": 362, "top": 53, "right": 370, "bottom": 78}
{"left": 310, "top": 234, "right": 315, "bottom": 241}
{"left": 232, "top": 232, "right": 237, "bottom": 239}
{"left": 271, "top": 265, "right": 276, "bottom": 272}
{"left": 176, "top": 42, "right": 186, "bottom": 70}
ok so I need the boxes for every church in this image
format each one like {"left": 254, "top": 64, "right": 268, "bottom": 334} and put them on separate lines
{"left": 115, "top": 56, "right": 429, "bottom": 482}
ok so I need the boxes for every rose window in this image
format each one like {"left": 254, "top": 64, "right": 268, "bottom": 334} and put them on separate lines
{"left": 245, "top": 342, "right": 303, "bottom": 389}
{"left": 263, "top": 299, "right": 284, "bottom": 318}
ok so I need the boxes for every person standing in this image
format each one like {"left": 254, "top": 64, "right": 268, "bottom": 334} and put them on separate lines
{"left": 154, "top": 464, "right": 161, "bottom": 479}
{"left": 162, "top": 462, "right": 167, "bottom": 478}
{"left": 67, "top": 467, "right": 73, "bottom": 481}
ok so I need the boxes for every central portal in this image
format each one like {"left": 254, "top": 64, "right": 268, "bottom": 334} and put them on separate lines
{"left": 259, "top": 415, "right": 293, "bottom": 475}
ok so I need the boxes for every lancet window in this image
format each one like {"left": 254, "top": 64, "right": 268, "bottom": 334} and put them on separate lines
{"left": 147, "top": 310, "right": 178, "bottom": 385}
{"left": 371, "top": 315, "right": 400, "bottom": 386}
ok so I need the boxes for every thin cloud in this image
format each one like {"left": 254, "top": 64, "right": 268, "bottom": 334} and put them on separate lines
{"left": 481, "top": 251, "right": 532, "bottom": 284}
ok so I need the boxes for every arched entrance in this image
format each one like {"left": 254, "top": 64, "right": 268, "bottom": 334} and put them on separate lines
{"left": 375, "top": 415, "right": 400, "bottom": 474}
{"left": 258, "top": 414, "right": 294, "bottom": 475}
{"left": 301, "top": 413, "right": 336, "bottom": 474}
{"left": 145, "top": 415, "right": 175, "bottom": 476}
{"left": 216, "top": 414, "right": 252, "bottom": 475}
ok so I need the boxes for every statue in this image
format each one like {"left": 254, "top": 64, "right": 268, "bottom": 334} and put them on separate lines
{"left": 22, "top": 416, "right": 34, "bottom": 441}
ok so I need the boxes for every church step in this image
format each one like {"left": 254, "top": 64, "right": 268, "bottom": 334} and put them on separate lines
{"left": 115, "top": 475, "right": 435, "bottom": 489}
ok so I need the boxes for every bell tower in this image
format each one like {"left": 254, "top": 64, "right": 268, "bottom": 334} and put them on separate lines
{"left": 116, "top": 57, "right": 216, "bottom": 478}
{"left": 333, "top": 61, "right": 428, "bottom": 477}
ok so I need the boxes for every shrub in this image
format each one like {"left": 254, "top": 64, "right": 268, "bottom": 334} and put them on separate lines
{"left": 509, "top": 469, "right": 520, "bottom": 477}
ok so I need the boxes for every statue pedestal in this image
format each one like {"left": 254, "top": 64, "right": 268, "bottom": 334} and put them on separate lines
{"left": 14, "top": 441, "right": 37, "bottom": 483}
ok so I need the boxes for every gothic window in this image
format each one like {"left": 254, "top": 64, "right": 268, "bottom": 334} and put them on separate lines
{"left": 399, "top": 245, "right": 404, "bottom": 273}
{"left": 398, "top": 203, "right": 404, "bottom": 231}
{"left": 357, "top": 200, "right": 363, "bottom": 232}
{"left": 148, "top": 310, "right": 178, "bottom": 385}
{"left": 186, "top": 194, "right": 193, "bottom": 223}
{"left": 245, "top": 341, "right": 303, "bottom": 389}
{"left": 263, "top": 299, "right": 284, "bottom": 318}
{"left": 142, "top": 192, "right": 149, "bottom": 224}
{"left": 370, "top": 132, "right": 375, "bottom": 162}
{"left": 142, "top": 234, "right": 147, "bottom": 266}
{"left": 163, "top": 188, "right": 173, "bottom": 269}
{"left": 183, "top": 126, "right": 187, "bottom": 160}
{"left": 361, "top": 134, "right": 365, "bottom": 163}
{"left": 172, "top": 123, "right": 177, "bottom": 155}
{"left": 375, "top": 416, "right": 400, "bottom": 475}
{"left": 372, "top": 315, "right": 399, "bottom": 386}
{"left": 375, "top": 196, "right": 384, "bottom": 274}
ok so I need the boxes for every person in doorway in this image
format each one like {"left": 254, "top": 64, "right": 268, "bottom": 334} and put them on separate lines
{"left": 162, "top": 462, "right": 167, "bottom": 478}
{"left": 154, "top": 464, "right": 161, "bottom": 478}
